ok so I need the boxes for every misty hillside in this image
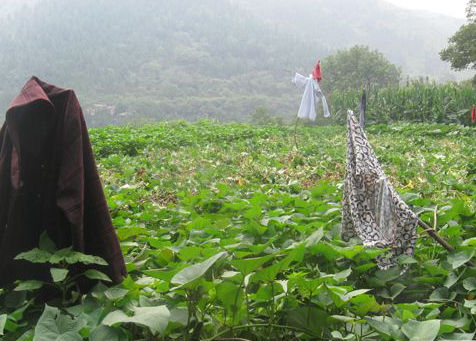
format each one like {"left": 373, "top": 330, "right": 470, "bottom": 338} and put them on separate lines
{"left": 237, "top": 0, "right": 464, "bottom": 78}
{"left": 0, "top": 0, "right": 465, "bottom": 126}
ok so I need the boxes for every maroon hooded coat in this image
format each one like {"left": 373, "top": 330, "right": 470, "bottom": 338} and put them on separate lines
{"left": 0, "top": 77, "right": 126, "bottom": 288}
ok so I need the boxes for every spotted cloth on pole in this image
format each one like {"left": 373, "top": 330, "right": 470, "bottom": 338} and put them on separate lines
{"left": 341, "top": 110, "right": 418, "bottom": 269}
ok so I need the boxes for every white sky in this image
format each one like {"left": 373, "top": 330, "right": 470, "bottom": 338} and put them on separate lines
{"left": 385, "top": 0, "right": 467, "bottom": 18}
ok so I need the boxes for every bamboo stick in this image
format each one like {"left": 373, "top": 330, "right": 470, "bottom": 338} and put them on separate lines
{"left": 293, "top": 117, "right": 299, "bottom": 150}
{"left": 417, "top": 217, "right": 475, "bottom": 267}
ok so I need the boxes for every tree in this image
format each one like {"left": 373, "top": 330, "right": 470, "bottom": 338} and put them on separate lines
{"left": 321, "top": 45, "right": 401, "bottom": 92}
{"left": 466, "top": 0, "right": 476, "bottom": 22}
{"left": 440, "top": 0, "right": 476, "bottom": 83}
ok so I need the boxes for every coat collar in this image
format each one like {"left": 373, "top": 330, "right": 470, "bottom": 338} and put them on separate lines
{"left": 5, "top": 77, "right": 59, "bottom": 160}
{"left": 7, "top": 76, "right": 54, "bottom": 116}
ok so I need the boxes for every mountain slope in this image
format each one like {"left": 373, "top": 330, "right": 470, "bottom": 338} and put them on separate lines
{"left": 0, "top": 0, "right": 326, "bottom": 125}
{"left": 235, "top": 0, "right": 464, "bottom": 79}
{"left": 0, "top": 0, "right": 466, "bottom": 126}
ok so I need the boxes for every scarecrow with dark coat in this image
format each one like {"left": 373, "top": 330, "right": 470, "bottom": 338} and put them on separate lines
{"left": 0, "top": 77, "right": 126, "bottom": 290}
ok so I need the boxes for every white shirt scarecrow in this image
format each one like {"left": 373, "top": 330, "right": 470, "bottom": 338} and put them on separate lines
{"left": 292, "top": 61, "right": 331, "bottom": 120}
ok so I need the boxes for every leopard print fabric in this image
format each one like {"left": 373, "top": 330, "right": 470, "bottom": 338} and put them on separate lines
{"left": 342, "top": 110, "right": 417, "bottom": 269}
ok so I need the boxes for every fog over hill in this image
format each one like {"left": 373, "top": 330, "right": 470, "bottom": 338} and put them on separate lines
{"left": 236, "top": 0, "right": 464, "bottom": 78}
{"left": 0, "top": 0, "right": 466, "bottom": 126}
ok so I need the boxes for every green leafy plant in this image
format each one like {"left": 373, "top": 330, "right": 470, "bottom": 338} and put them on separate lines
{"left": 12, "top": 233, "right": 111, "bottom": 306}
{"left": 1, "top": 121, "right": 476, "bottom": 340}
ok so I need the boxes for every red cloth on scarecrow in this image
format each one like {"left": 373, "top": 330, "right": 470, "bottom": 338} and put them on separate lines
{"left": 0, "top": 77, "right": 126, "bottom": 290}
{"left": 472, "top": 105, "right": 476, "bottom": 123}
{"left": 312, "top": 61, "right": 322, "bottom": 82}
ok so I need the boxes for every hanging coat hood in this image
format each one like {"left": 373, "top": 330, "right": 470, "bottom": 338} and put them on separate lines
{"left": 0, "top": 77, "right": 126, "bottom": 288}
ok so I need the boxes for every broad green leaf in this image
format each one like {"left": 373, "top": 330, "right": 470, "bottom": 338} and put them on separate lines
{"left": 439, "top": 332, "right": 475, "bottom": 340}
{"left": 375, "top": 266, "right": 402, "bottom": 283}
{"left": 50, "top": 268, "right": 69, "bottom": 283}
{"left": 444, "top": 270, "right": 465, "bottom": 289}
{"left": 292, "top": 277, "right": 322, "bottom": 298}
{"left": 39, "top": 232, "right": 57, "bottom": 253}
{"left": 102, "top": 306, "right": 170, "bottom": 335}
{"left": 15, "top": 280, "right": 44, "bottom": 291}
{"left": 14, "top": 248, "right": 52, "bottom": 263}
{"left": 326, "top": 285, "right": 348, "bottom": 307}
{"left": 367, "top": 317, "right": 404, "bottom": 340}
{"left": 309, "top": 242, "right": 340, "bottom": 260}
{"left": 16, "top": 330, "right": 34, "bottom": 341}
{"left": 304, "top": 228, "right": 324, "bottom": 246}
{"left": 0, "top": 314, "right": 6, "bottom": 335}
{"left": 216, "top": 281, "right": 244, "bottom": 323}
{"left": 286, "top": 306, "right": 328, "bottom": 336}
{"left": 334, "top": 268, "right": 352, "bottom": 281}
{"left": 4, "top": 290, "right": 26, "bottom": 308}
{"left": 84, "top": 269, "right": 112, "bottom": 282}
{"left": 343, "top": 289, "right": 372, "bottom": 301}
{"left": 243, "top": 206, "right": 261, "bottom": 219}
{"left": 168, "top": 307, "right": 188, "bottom": 326}
{"left": 390, "top": 283, "right": 406, "bottom": 299}
{"left": 423, "top": 263, "right": 449, "bottom": 276}
{"left": 447, "top": 250, "right": 475, "bottom": 270}
{"left": 463, "top": 277, "right": 476, "bottom": 291}
{"left": 462, "top": 238, "right": 476, "bottom": 246}
{"left": 354, "top": 263, "right": 377, "bottom": 273}
{"left": 252, "top": 282, "right": 283, "bottom": 302}
{"left": 429, "top": 287, "right": 450, "bottom": 302}
{"left": 331, "top": 330, "right": 356, "bottom": 340}
{"left": 33, "top": 305, "right": 85, "bottom": 341}
{"left": 116, "top": 227, "right": 150, "bottom": 241}
{"left": 177, "top": 246, "right": 202, "bottom": 261}
{"left": 463, "top": 299, "right": 476, "bottom": 313}
{"left": 104, "top": 287, "right": 129, "bottom": 301}
{"left": 329, "top": 315, "right": 357, "bottom": 323}
{"left": 221, "top": 271, "right": 240, "bottom": 278}
{"left": 251, "top": 246, "right": 303, "bottom": 282}
{"left": 89, "top": 325, "right": 124, "bottom": 341}
{"left": 441, "top": 315, "right": 471, "bottom": 332}
{"left": 397, "top": 254, "right": 418, "bottom": 265}
{"left": 230, "top": 254, "right": 274, "bottom": 275}
{"left": 401, "top": 320, "right": 440, "bottom": 341}
{"left": 171, "top": 251, "right": 227, "bottom": 286}
{"left": 335, "top": 245, "right": 365, "bottom": 259}
{"left": 350, "top": 294, "right": 381, "bottom": 316}
{"left": 216, "top": 281, "right": 243, "bottom": 307}
{"left": 49, "top": 248, "right": 107, "bottom": 266}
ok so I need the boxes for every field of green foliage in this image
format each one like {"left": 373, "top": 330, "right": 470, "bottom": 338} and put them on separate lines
{"left": 325, "top": 82, "right": 476, "bottom": 127}
{"left": 1, "top": 120, "right": 476, "bottom": 341}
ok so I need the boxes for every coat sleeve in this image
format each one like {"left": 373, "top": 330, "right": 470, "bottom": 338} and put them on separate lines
{"left": 56, "top": 91, "right": 126, "bottom": 284}
{"left": 56, "top": 92, "right": 85, "bottom": 249}
{"left": 0, "top": 124, "right": 11, "bottom": 242}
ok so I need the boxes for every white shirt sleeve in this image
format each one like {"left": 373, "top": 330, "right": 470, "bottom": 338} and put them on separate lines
{"left": 313, "top": 80, "right": 331, "bottom": 118}
{"left": 292, "top": 73, "right": 308, "bottom": 88}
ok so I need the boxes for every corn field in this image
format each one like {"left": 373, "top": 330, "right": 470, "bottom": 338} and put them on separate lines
{"left": 325, "top": 81, "right": 476, "bottom": 125}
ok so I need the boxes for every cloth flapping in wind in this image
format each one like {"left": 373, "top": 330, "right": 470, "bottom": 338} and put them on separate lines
{"left": 292, "top": 61, "right": 330, "bottom": 120}
{"left": 341, "top": 110, "right": 417, "bottom": 269}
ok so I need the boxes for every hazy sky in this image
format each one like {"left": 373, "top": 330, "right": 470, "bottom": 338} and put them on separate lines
{"left": 386, "top": 0, "right": 467, "bottom": 18}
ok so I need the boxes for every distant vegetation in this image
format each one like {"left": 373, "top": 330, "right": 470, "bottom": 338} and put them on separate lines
{"left": 247, "top": 81, "right": 476, "bottom": 127}
{"left": 327, "top": 81, "right": 476, "bottom": 126}
{"left": 321, "top": 46, "right": 401, "bottom": 92}
{"left": 440, "top": 0, "right": 476, "bottom": 84}
{"left": 0, "top": 0, "right": 469, "bottom": 126}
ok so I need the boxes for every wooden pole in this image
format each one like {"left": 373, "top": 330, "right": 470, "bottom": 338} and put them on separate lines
{"left": 293, "top": 116, "right": 299, "bottom": 150}
{"left": 417, "top": 215, "right": 475, "bottom": 267}
{"left": 417, "top": 218, "right": 455, "bottom": 252}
